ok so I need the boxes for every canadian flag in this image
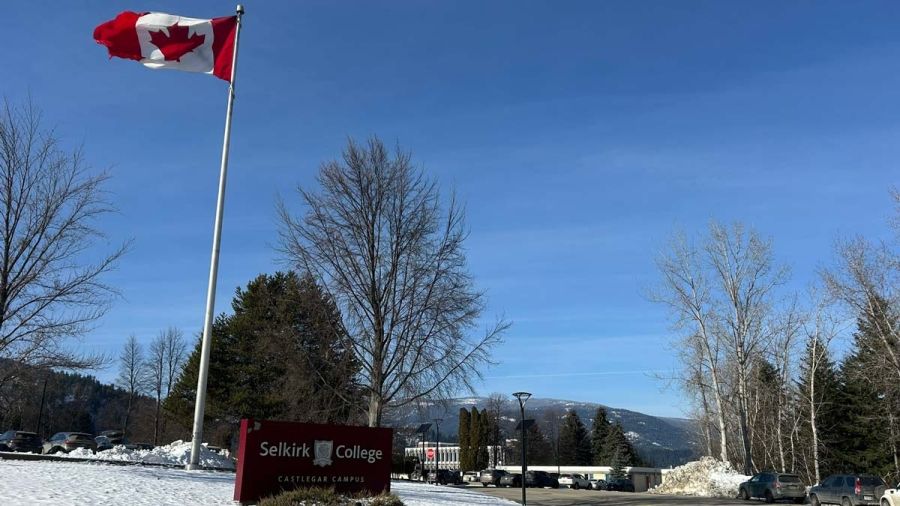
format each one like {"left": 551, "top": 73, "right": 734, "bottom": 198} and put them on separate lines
{"left": 94, "top": 12, "right": 237, "bottom": 82}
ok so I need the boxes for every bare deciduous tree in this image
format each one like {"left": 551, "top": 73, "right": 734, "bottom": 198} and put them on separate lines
{"left": 117, "top": 334, "right": 147, "bottom": 439}
{"left": 802, "top": 300, "right": 839, "bottom": 485}
{"left": 146, "top": 327, "right": 184, "bottom": 445}
{"left": 652, "top": 232, "right": 730, "bottom": 463}
{"left": 0, "top": 100, "right": 125, "bottom": 379}
{"left": 654, "top": 224, "right": 787, "bottom": 474}
{"left": 278, "top": 137, "right": 507, "bottom": 427}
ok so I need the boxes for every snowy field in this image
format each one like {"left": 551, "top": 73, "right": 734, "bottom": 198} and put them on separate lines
{"left": 0, "top": 459, "right": 516, "bottom": 506}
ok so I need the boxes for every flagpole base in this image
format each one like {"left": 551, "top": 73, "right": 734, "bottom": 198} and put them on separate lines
{"left": 185, "top": 463, "right": 203, "bottom": 471}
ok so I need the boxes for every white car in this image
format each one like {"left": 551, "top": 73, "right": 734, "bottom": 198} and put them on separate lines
{"left": 883, "top": 483, "right": 900, "bottom": 506}
{"left": 558, "top": 473, "right": 592, "bottom": 490}
{"left": 462, "top": 471, "right": 479, "bottom": 483}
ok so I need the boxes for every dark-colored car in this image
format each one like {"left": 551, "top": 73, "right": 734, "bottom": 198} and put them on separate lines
{"left": 808, "top": 474, "right": 886, "bottom": 506}
{"left": 606, "top": 478, "right": 636, "bottom": 492}
{"left": 739, "top": 472, "right": 806, "bottom": 503}
{"left": 525, "top": 470, "right": 560, "bottom": 489}
{"left": 499, "top": 473, "right": 521, "bottom": 488}
{"left": 432, "top": 469, "right": 462, "bottom": 485}
{"left": 0, "top": 430, "right": 42, "bottom": 453}
{"left": 43, "top": 432, "right": 97, "bottom": 454}
{"left": 480, "top": 469, "right": 509, "bottom": 487}
{"left": 99, "top": 430, "right": 125, "bottom": 444}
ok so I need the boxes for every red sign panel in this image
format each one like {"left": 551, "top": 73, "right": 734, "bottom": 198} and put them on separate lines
{"left": 426, "top": 448, "right": 434, "bottom": 460}
{"left": 234, "top": 419, "right": 393, "bottom": 503}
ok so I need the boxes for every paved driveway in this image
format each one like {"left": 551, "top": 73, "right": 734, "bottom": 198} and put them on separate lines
{"left": 473, "top": 486, "right": 759, "bottom": 505}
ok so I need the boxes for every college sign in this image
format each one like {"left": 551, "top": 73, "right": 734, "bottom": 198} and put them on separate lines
{"left": 234, "top": 419, "right": 393, "bottom": 503}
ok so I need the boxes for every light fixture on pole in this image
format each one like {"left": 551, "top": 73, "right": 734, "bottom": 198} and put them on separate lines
{"left": 513, "top": 391, "right": 532, "bottom": 506}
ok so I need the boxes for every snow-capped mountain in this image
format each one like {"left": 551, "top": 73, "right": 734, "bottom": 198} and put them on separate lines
{"left": 389, "top": 397, "right": 700, "bottom": 467}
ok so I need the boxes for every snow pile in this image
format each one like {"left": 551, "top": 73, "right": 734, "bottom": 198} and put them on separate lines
{"left": 649, "top": 457, "right": 749, "bottom": 498}
{"left": 64, "top": 440, "right": 235, "bottom": 470}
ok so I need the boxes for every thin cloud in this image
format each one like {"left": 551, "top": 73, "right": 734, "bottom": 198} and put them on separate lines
{"left": 486, "top": 369, "right": 666, "bottom": 380}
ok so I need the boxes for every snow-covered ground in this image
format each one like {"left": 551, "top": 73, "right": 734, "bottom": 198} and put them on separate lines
{"left": 0, "top": 459, "right": 517, "bottom": 506}
{"left": 62, "top": 440, "right": 235, "bottom": 470}
{"left": 649, "top": 457, "right": 750, "bottom": 498}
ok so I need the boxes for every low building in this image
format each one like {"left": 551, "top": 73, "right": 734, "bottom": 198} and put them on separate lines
{"left": 403, "top": 442, "right": 505, "bottom": 471}
{"left": 495, "top": 465, "right": 664, "bottom": 493}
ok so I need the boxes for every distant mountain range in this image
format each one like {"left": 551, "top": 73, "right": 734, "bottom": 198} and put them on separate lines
{"left": 389, "top": 397, "right": 700, "bottom": 468}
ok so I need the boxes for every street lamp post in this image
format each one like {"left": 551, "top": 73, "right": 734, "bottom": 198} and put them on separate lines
{"left": 513, "top": 391, "right": 532, "bottom": 506}
{"left": 434, "top": 418, "right": 443, "bottom": 483}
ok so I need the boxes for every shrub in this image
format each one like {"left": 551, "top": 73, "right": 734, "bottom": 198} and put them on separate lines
{"left": 258, "top": 487, "right": 403, "bottom": 506}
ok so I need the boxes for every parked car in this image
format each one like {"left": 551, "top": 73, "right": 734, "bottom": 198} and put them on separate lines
{"left": 808, "top": 474, "right": 886, "bottom": 506}
{"left": 432, "top": 469, "right": 462, "bottom": 485}
{"left": 590, "top": 478, "right": 608, "bottom": 491}
{"left": 498, "top": 472, "right": 520, "bottom": 488}
{"left": 558, "top": 473, "right": 592, "bottom": 489}
{"left": 480, "top": 469, "right": 508, "bottom": 487}
{"left": 94, "top": 435, "right": 114, "bottom": 452}
{"left": 462, "top": 471, "right": 479, "bottom": 483}
{"left": 606, "top": 478, "right": 635, "bottom": 492}
{"left": 882, "top": 482, "right": 900, "bottom": 506}
{"left": 43, "top": 432, "right": 97, "bottom": 454}
{"left": 738, "top": 472, "right": 806, "bottom": 503}
{"left": 0, "top": 430, "right": 42, "bottom": 453}
{"left": 525, "top": 470, "right": 560, "bottom": 489}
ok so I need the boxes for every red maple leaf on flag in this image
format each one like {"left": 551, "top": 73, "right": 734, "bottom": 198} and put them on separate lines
{"left": 148, "top": 23, "right": 206, "bottom": 62}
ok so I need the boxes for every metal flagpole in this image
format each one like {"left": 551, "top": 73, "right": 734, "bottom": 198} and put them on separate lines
{"left": 186, "top": 4, "right": 244, "bottom": 470}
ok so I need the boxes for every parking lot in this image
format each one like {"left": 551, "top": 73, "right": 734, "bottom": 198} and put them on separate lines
{"left": 474, "top": 486, "right": 754, "bottom": 505}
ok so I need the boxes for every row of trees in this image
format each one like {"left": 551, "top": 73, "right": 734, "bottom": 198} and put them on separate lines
{"left": 504, "top": 406, "right": 642, "bottom": 471}
{"left": 114, "top": 328, "right": 186, "bottom": 443}
{"left": 458, "top": 407, "right": 497, "bottom": 471}
{"left": 654, "top": 193, "right": 900, "bottom": 484}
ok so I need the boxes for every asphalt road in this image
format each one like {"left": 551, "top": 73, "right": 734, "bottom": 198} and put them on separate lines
{"left": 472, "top": 486, "right": 758, "bottom": 505}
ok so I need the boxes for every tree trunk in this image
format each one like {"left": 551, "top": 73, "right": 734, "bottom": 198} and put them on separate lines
{"left": 699, "top": 381, "right": 714, "bottom": 457}
{"left": 809, "top": 368, "right": 820, "bottom": 485}
{"left": 367, "top": 391, "right": 383, "bottom": 428}
{"left": 153, "top": 387, "right": 161, "bottom": 446}
{"left": 710, "top": 369, "right": 729, "bottom": 463}
{"left": 737, "top": 364, "right": 754, "bottom": 475}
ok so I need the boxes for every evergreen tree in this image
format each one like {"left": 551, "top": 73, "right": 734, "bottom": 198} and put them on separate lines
{"left": 590, "top": 407, "right": 612, "bottom": 465}
{"left": 559, "top": 410, "right": 591, "bottom": 465}
{"left": 831, "top": 303, "right": 897, "bottom": 479}
{"left": 600, "top": 422, "right": 639, "bottom": 466}
{"left": 165, "top": 272, "right": 361, "bottom": 447}
{"left": 609, "top": 442, "right": 628, "bottom": 479}
{"left": 509, "top": 421, "right": 554, "bottom": 466}
{"left": 470, "top": 408, "right": 483, "bottom": 471}
{"left": 474, "top": 407, "right": 490, "bottom": 470}
{"left": 458, "top": 408, "right": 471, "bottom": 471}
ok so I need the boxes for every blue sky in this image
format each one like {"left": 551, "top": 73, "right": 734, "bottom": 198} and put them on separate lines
{"left": 2, "top": 1, "right": 898, "bottom": 418}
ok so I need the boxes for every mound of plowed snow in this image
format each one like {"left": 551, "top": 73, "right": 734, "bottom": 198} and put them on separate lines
{"left": 64, "top": 440, "right": 234, "bottom": 470}
{"left": 650, "top": 457, "right": 748, "bottom": 498}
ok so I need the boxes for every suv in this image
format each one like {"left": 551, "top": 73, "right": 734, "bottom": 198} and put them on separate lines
{"left": 525, "top": 470, "right": 560, "bottom": 489}
{"left": 0, "top": 430, "right": 42, "bottom": 453}
{"left": 43, "top": 432, "right": 97, "bottom": 454}
{"left": 558, "top": 473, "right": 591, "bottom": 489}
{"left": 480, "top": 469, "right": 508, "bottom": 487}
{"left": 809, "top": 474, "right": 885, "bottom": 506}
{"left": 882, "top": 482, "right": 900, "bottom": 506}
{"left": 739, "top": 472, "right": 805, "bottom": 503}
